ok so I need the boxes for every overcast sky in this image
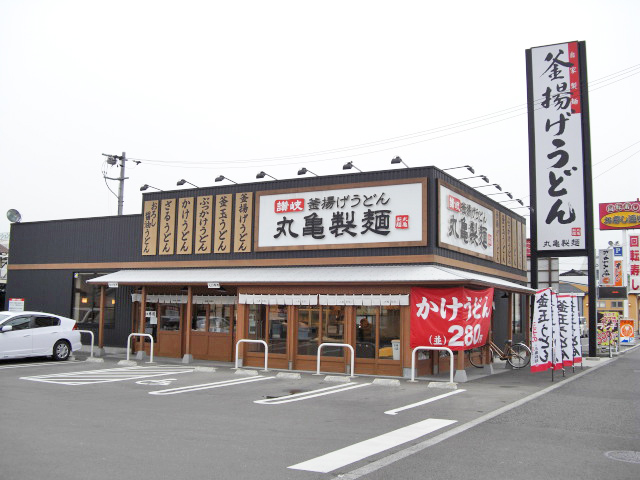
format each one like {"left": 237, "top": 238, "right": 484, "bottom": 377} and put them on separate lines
{"left": 1, "top": 1, "right": 638, "bottom": 269}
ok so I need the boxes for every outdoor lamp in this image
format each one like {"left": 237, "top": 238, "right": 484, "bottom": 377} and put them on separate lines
{"left": 342, "top": 161, "right": 362, "bottom": 172}
{"left": 140, "top": 184, "right": 163, "bottom": 192}
{"left": 215, "top": 175, "right": 237, "bottom": 184}
{"left": 459, "top": 175, "right": 490, "bottom": 183}
{"left": 443, "top": 165, "right": 475, "bottom": 174}
{"left": 391, "top": 156, "right": 409, "bottom": 168}
{"left": 256, "top": 171, "right": 277, "bottom": 180}
{"left": 297, "top": 168, "right": 318, "bottom": 176}
{"left": 176, "top": 179, "right": 199, "bottom": 188}
{"left": 475, "top": 183, "right": 502, "bottom": 191}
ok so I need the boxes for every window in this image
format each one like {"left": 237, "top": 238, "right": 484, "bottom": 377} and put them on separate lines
{"left": 610, "top": 301, "right": 624, "bottom": 309}
{"left": 4, "top": 316, "right": 31, "bottom": 330}
{"left": 297, "top": 306, "right": 345, "bottom": 357}
{"left": 209, "top": 305, "right": 231, "bottom": 333}
{"left": 355, "top": 306, "right": 401, "bottom": 361}
{"left": 33, "top": 316, "right": 60, "bottom": 328}
{"left": 72, "top": 273, "right": 116, "bottom": 329}
{"left": 512, "top": 294, "right": 523, "bottom": 335}
{"left": 159, "top": 305, "right": 180, "bottom": 331}
{"left": 248, "top": 304, "right": 287, "bottom": 354}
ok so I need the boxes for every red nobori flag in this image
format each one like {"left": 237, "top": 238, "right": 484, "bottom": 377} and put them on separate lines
{"left": 410, "top": 287, "right": 493, "bottom": 351}
{"left": 531, "top": 288, "right": 553, "bottom": 372}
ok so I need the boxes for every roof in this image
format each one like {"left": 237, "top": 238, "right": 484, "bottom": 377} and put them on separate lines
{"left": 88, "top": 265, "right": 533, "bottom": 293}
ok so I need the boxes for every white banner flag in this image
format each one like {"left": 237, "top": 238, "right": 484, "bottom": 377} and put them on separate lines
{"left": 571, "top": 295, "right": 583, "bottom": 363}
{"left": 531, "top": 288, "right": 553, "bottom": 372}
{"left": 551, "top": 292, "right": 563, "bottom": 370}
{"left": 557, "top": 294, "right": 574, "bottom": 367}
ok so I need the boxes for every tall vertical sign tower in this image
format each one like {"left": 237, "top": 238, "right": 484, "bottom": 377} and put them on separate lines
{"left": 526, "top": 41, "right": 597, "bottom": 356}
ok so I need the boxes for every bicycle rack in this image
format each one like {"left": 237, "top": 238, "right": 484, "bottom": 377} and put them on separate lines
{"left": 316, "top": 343, "right": 355, "bottom": 378}
{"left": 127, "top": 333, "right": 154, "bottom": 364}
{"left": 235, "top": 339, "right": 269, "bottom": 371}
{"left": 77, "top": 330, "right": 95, "bottom": 358}
{"left": 410, "top": 346, "right": 454, "bottom": 383}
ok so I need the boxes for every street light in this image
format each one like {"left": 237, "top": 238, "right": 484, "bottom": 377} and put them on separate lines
{"left": 500, "top": 199, "right": 525, "bottom": 206}
{"left": 390, "top": 156, "right": 409, "bottom": 168}
{"left": 140, "top": 184, "right": 163, "bottom": 192}
{"left": 256, "top": 171, "right": 278, "bottom": 180}
{"left": 487, "top": 191, "right": 513, "bottom": 199}
{"left": 474, "top": 183, "right": 502, "bottom": 191}
{"left": 443, "top": 165, "right": 475, "bottom": 174}
{"left": 297, "top": 168, "right": 318, "bottom": 176}
{"left": 176, "top": 179, "right": 199, "bottom": 188}
{"left": 343, "top": 161, "right": 362, "bottom": 172}
{"left": 459, "top": 175, "right": 490, "bottom": 183}
{"left": 215, "top": 175, "right": 237, "bottom": 184}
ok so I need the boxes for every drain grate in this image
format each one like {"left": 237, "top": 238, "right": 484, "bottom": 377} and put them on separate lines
{"left": 605, "top": 451, "right": 640, "bottom": 464}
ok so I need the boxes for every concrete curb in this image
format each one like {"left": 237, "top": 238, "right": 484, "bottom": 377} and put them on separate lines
{"left": 427, "top": 381, "right": 458, "bottom": 390}
{"left": 276, "top": 372, "right": 301, "bottom": 380}
{"left": 372, "top": 378, "right": 401, "bottom": 387}
{"left": 194, "top": 366, "right": 216, "bottom": 373}
{"left": 117, "top": 360, "right": 137, "bottom": 367}
{"left": 234, "top": 369, "right": 259, "bottom": 377}
{"left": 86, "top": 357, "right": 105, "bottom": 364}
{"left": 324, "top": 375, "right": 351, "bottom": 383}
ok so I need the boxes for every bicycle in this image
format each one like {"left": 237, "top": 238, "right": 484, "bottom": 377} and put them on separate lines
{"left": 468, "top": 340, "right": 531, "bottom": 369}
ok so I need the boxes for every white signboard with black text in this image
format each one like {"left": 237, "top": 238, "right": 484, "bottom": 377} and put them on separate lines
{"left": 256, "top": 180, "right": 426, "bottom": 251}
{"left": 438, "top": 183, "right": 493, "bottom": 259}
{"left": 529, "top": 42, "right": 586, "bottom": 252}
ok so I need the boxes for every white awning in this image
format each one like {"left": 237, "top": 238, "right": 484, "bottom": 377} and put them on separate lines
{"left": 88, "top": 265, "right": 533, "bottom": 293}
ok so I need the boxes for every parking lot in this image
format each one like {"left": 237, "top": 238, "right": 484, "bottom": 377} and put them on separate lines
{"left": 1, "top": 351, "right": 603, "bottom": 480}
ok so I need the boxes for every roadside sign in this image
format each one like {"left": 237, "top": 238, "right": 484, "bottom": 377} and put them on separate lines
{"left": 8, "top": 298, "right": 25, "bottom": 312}
{"left": 620, "top": 319, "right": 635, "bottom": 344}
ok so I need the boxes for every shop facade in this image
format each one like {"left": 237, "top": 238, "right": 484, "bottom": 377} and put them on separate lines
{"left": 6, "top": 166, "right": 531, "bottom": 377}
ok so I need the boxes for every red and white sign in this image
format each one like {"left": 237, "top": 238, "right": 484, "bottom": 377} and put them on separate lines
{"left": 8, "top": 298, "right": 25, "bottom": 312}
{"left": 410, "top": 287, "right": 493, "bottom": 351}
{"left": 599, "top": 201, "right": 640, "bottom": 230}
{"left": 531, "top": 288, "right": 553, "bottom": 372}
{"left": 630, "top": 235, "right": 640, "bottom": 293}
{"left": 571, "top": 295, "right": 583, "bottom": 363}
{"left": 557, "top": 294, "right": 575, "bottom": 367}
{"left": 274, "top": 198, "right": 305, "bottom": 213}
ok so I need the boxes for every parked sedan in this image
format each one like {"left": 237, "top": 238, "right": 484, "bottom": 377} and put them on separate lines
{"left": 0, "top": 311, "right": 82, "bottom": 361}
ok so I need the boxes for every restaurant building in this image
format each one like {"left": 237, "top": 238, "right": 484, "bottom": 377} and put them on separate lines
{"left": 6, "top": 166, "right": 531, "bottom": 379}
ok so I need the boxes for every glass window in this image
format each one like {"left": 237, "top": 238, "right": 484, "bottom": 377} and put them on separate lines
{"left": 379, "top": 306, "right": 400, "bottom": 360}
{"left": 192, "top": 306, "right": 207, "bottom": 331}
{"left": 355, "top": 307, "right": 376, "bottom": 359}
{"left": 268, "top": 306, "right": 287, "bottom": 354}
{"left": 159, "top": 305, "right": 181, "bottom": 331}
{"left": 512, "top": 294, "right": 523, "bottom": 334}
{"left": 297, "top": 306, "right": 320, "bottom": 356}
{"left": 248, "top": 304, "right": 267, "bottom": 352}
{"left": 33, "top": 316, "right": 60, "bottom": 328}
{"left": 209, "top": 304, "right": 231, "bottom": 333}
{"left": 322, "top": 306, "right": 345, "bottom": 357}
{"left": 72, "top": 273, "right": 116, "bottom": 329}
{"left": 4, "top": 316, "right": 32, "bottom": 330}
{"left": 144, "top": 303, "right": 158, "bottom": 341}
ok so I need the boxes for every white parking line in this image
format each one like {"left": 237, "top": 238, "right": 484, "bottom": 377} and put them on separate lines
{"left": 0, "top": 361, "right": 80, "bottom": 370}
{"left": 149, "top": 376, "right": 274, "bottom": 395}
{"left": 384, "top": 389, "right": 466, "bottom": 415}
{"left": 288, "top": 418, "right": 456, "bottom": 473}
{"left": 21, "top": 365, "right": 195, "bottom": 385}
{"left": 255, "top": 383, "right": 371, "bottom": 405}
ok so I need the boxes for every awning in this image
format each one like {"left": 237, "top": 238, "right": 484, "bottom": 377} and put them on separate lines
{"left": 88, "top": 265, "right": 533, "bottom": 293}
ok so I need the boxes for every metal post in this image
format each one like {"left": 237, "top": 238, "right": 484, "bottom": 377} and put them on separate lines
{"left": 117, "top": 152, "right": 126, "bottom": 216}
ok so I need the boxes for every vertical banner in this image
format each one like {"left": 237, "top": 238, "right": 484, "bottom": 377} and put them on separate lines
{"left": 557, "top": 294, "right": 574, "bottom": 367}
{"left": 551, "top": 292, "right": 563, "bottom": 370}
{"left": 613, "top": 258, "right": 624, "bottom": 287}
{"left": 195, "top": 195, "right": 213, "bottom": 254}
{"left": 409, "top": 287, "right": 493, "bottom": 350}
{"left": 159, "top": 199, "right": 176, "bottom": 255}
{"left": 234, "top": 192, "right": 253, "bottom": 253}
{"left": 177, "top": 197, "right": 194, "bottom": 255}
{"left": 214, "top": 194, "right": 232, "bottom": 254}
{"left": 620, "top": 319, "right": 635, "bottom": 345}
{"left": 141, "top": 200, "right": 159, "bottom": 256}
{"left": 528, "top": 41, "right": 587, "bottom": 252}
{"left": 571, "top": 295, "right": 583, "bottom": 363}
{"left": 531, "top": 288, "right": 552, "bottom": 372}
{"left": 598, "top": 248, "right": 613, "bottom": 285}
{"left": 597, "top": 311, "right": 619, "bottom": 349}
{"left": 629, "top": 235, "right": 640, "bottom": 293}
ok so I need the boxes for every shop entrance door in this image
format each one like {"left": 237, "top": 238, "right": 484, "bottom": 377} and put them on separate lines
{"left": 188, "top": 304, "right": 235, "bottom": 361}
{"left": 294, "top": 305, "right": 346, "bottom": 373}
{"left": 156, "top": 304, "right": 183, "bottom": 358}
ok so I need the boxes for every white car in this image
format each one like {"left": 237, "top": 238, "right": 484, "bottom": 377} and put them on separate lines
{"left": 0, "top": 311, "right": 82, "bottom": 361}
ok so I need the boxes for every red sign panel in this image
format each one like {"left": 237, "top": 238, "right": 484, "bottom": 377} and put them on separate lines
{"left": 410, "top": 287, "right": 494, "bottom": 350}
{"left": 599, "top": 201, "right": 640, "bottom": 230}
{"left": 274, "top": 198, "right": 305, "bottom": 213}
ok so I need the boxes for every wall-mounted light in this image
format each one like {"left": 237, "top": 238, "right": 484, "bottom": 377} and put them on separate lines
{"left": 177, "top": 179, "right": 199, "bottom": 188}
{"left": 215, "top": 175, "right": 237, "bottom": 184}
{"left": 256, "top": 171, "right": 277, "bottom": 180}
{"left": 443, "top": 165, "right": 474, "bottom": 174}
{"left": 81, "top": 297, "right": 88, "bottom": 304}
{"left": 390, "top": 156, "right": 409, "bottom": 168}
{"left": 475, "top": 183, "right": 502, "bottom": 191}
{"left": 459, "top": 175, "right": 490, "bottom": 183}
{"left": 343, "top": 161, "right": 362, "bottom": 172}
{"left": 297, "top": 168, "right": 318, "bottom": 176}
{"left": 140, "top": 184, "right": 163, "bottom": 192}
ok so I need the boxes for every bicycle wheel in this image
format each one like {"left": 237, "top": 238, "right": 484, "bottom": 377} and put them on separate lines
{"left": 507, "top": 343, "right": 531, "bottom": 368}
{"left": 468, "top": 347, "right": 485, "bottom": 368}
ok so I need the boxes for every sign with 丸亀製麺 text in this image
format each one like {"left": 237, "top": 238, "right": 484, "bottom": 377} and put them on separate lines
{"left": 527, "top": 41, "right": 587, "bottom": 252}
{"left": 255, "top": 180, "right": 426, "bottom": 251}
{"left": 438, "top": 182, "right": 494, "bottom": 260}
{"left": 409, "top": 286, "right": 494, "bottom": 351}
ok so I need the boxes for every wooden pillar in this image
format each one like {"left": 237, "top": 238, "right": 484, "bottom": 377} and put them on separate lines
{"left": 138, "top": 286, "right": 147, "bottom": 352}
{"left": 525, "top": 294, "right": 531, "bottom": 346}
{"left": 456, "top": 349, "right": 465, "bottom": 371}
{"left": 98, "top": 285, "right": 106, "bottom": 349}
{"left": 507, "top": 292, "right": 513, "bottom": 342}
{"left": 235, "top": 303, "right": 247, "bottom": 362}
{"left": 184, "top": 286, "right": 193, "bottom": 357}
{"left": 287, "top": 305, "right": 296, "bottom": 369}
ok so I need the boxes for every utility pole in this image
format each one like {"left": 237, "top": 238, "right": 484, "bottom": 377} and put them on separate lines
{"left": 103, "top": 152, "right": 138, "bottom": 216}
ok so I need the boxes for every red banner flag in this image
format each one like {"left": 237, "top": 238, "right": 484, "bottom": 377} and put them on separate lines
{"left": 410, "top": 287, "right": 494, "bottom": 351}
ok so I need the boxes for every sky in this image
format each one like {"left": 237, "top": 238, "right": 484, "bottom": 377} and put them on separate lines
{"left": 1, "top": 0, "right": 638, "bottom": 270}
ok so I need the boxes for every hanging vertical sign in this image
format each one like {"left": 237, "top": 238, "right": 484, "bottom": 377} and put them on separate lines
{"left": 598, "top": 248, "right": 613, "bottom": 285}
{"left": 195, "top": 195, "right": 213, "bottom": 254}
{"left": 613, "top": 258, "right": 624, "bottom": 287}
{"left": 557, "top": 294, "right": 574, "bottom": 367}
{"left": 159, "top": 199, "right": 176, "bottom": 255}
{"left": 177, "top": 197, "right": 194, "bottom": 255}
{"left": 551, "top": 291, "right": 563, "bottom": 370}
{"left": 629, "top": 235, "right": 640, "bottom": 293}
{"left": 527, "top": 41, "right": 588, "bottom": 252}
{"left": 571, "top": 295, "right": 583, "bottom": 363}
{"left": 531, "top": 288, "right": 553, "bottom": 372}
{"left": 214, "top": 194, "right": 232, "bottom": 254}
{"left": 141, "top": 200, "right": 159, "bottom": 256}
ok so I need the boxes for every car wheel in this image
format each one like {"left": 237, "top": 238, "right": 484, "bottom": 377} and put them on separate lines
{"left": 52, "top": 340, "right": 71, "bottom": 361}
